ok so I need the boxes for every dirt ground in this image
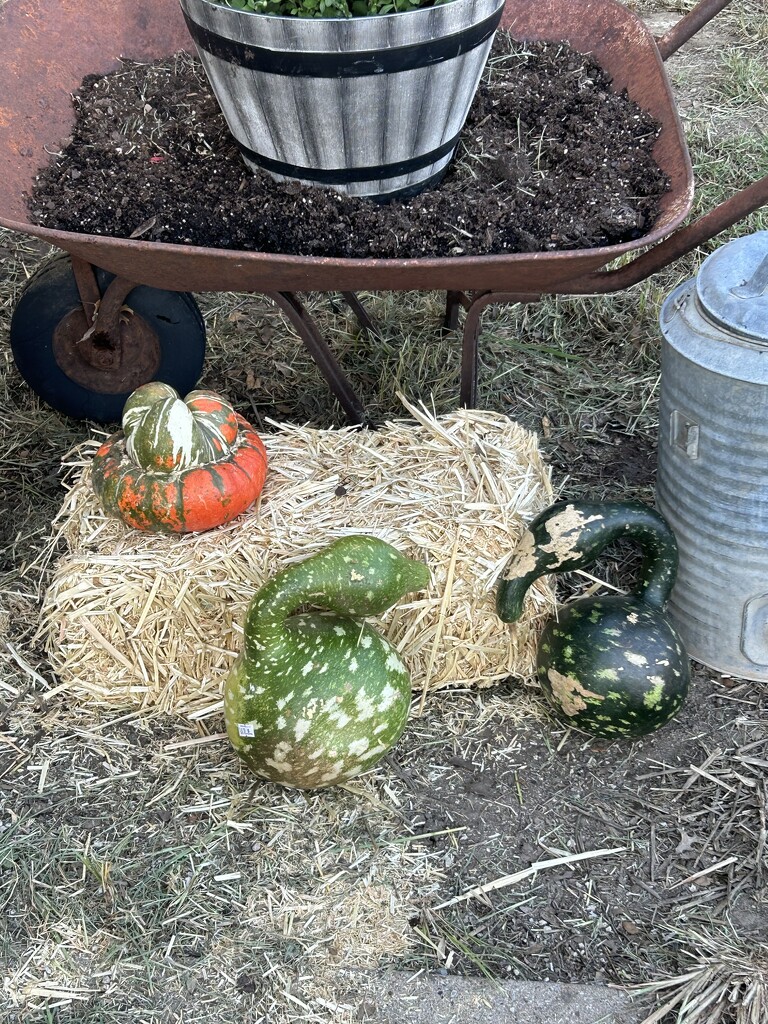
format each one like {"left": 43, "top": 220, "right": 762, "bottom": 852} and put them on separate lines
{"left": 27, "top": 34, "right": 668, "bottom": 258}
{"left": 396, "top": 668, "right": 767, "bottom": 983}
{"left": 1, "top": 1, "right": 767, "bottom": 1022}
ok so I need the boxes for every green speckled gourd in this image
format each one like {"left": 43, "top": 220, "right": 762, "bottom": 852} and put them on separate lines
{"left": 497, "top": 500, "right": 690, "bottom": 739}
{"left": 224, "top": 535, "right": 431, "bottom": 788}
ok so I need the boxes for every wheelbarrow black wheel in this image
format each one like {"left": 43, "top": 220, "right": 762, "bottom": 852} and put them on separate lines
{"left": 9, "top": 253, "right": 206, "bottom": 424}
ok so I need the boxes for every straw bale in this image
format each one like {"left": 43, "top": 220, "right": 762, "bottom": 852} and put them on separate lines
{"left": 40, "top": 401, "right": 555, "bottom": 717}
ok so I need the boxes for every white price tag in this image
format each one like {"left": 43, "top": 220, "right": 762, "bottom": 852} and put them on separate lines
{"left": 237, "top": 723, "right": 255, "bottom": 738}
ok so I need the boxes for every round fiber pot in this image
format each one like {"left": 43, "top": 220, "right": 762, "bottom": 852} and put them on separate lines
{"left": 178, "top": 0, "right": 504, "bottom": 199}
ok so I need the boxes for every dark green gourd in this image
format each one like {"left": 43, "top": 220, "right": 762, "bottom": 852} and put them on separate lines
{"left": 224, "top": 535, "right": 430, "bottom": 788}
{"left": 497, "top": 501, "right": 690, "bottom": 739}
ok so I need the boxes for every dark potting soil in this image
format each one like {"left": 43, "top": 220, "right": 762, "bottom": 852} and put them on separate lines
{"left": 28, "top": 34, "right": 669, "bottom": 259}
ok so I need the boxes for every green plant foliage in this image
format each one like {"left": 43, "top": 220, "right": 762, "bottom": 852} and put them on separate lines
{"left": 219, "top": 0, "right": 452, "bottom": 17}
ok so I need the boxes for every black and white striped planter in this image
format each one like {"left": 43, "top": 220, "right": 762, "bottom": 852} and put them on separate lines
{"left": 179, "top": 0, "right": 505, "bottom": 199}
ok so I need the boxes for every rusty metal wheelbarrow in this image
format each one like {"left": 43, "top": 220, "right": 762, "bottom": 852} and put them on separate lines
{"left": 0, "top": 0, "right": 766, "bottom": 422}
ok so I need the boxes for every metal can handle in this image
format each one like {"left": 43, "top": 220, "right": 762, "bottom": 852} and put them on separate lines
{"left": 731, "top": 254, "right": 768, "bottom": 300}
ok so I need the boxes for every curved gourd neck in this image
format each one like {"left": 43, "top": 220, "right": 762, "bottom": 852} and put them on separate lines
{"left": 497, "top": 500, "right": 678, "bottom": 622}
{"left": 244, "top": 536, "right": 430, "bottom": 652}
{"left": 244, "top": 571, "right": 324, "bottom": 651}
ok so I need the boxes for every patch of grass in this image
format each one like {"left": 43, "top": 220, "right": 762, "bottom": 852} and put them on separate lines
{"left": 731, "top": 0, "right": 768, "bottom": 46}
{"left": 713, "top": 49, "right": 768, "bottom": 106}
{"left": 686, "top": 125, "right": 768, "bottom": 235}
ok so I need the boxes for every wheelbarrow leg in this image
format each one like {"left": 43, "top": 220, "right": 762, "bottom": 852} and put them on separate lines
{"left": 443, "top": 290, "right": 471, "bottom": 333}
{"left": 340, "top": 292, "right": 381, "bottom": 340}
{"left": 70, "top": 257, "right": 143, "bottom": 349}
{"left": 268, "top": 291, "right": 368, "bottom": 425}
{"left": 459, "top": 291, "right": 541, "bottom": 408}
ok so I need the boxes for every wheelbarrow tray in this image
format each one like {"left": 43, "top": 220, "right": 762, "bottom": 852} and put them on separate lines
{"left": 0, "top": 0, "right": 693, "bottom": 294}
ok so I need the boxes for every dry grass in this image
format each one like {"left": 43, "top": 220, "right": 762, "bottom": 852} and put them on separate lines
{"left": 629, "top": 929, "right": 768, "bottom": 1024}
{"left": 1, "top": 2, "right": 767, "bottom": 1022}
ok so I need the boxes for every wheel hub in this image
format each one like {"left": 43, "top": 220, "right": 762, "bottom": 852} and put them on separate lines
{"left": 52, "top": 307, "right": 162, "bottom": 395}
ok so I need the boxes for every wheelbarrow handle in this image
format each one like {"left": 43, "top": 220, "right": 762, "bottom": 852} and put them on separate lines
{"left": 563, "top": 174, "right": 768, "bottom": 295}
{"left": 654, "top": 0, "right": 733, "bottom": 61}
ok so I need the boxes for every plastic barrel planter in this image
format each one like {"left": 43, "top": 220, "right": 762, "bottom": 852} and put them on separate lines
{"left": 178, "top": 0, "right": 505, "bottom": 200}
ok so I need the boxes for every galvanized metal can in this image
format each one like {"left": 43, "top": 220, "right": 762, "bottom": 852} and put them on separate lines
{"left": 656, "top": 230, "right": 768, "bottom": 681}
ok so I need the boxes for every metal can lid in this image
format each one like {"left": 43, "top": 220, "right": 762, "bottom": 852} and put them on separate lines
{"left": 696, "top": 230, "right": 768, "bottom": 344}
